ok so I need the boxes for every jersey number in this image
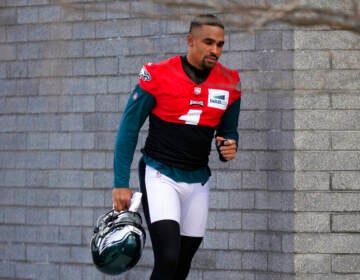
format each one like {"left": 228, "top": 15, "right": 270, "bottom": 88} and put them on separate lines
{"left": 179, "top": 109, "right": 202, "bottom": 125}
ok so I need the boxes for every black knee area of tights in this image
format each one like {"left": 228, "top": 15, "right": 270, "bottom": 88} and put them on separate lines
{"left": 149, "top": 220, "right": 181, "bottom": 280}
{"left": 148, "top": 220, "right": 203, "bottom": 280}
{"left": 175, "top": 235, "right": 203, "bottom": 280}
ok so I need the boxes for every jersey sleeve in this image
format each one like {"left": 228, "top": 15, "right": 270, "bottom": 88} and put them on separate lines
{"left": 113, "top": 84, "right": 155, "bottom": 188}
{"left": 215, "top": 68, "right": 241, "bottom": 143}
{"left": 229, "top": 69, "right": 242, "bottom": 105}
{"left": 216, "top": 97, "right": 241, "bottom": 143}
{"left": 138, "top": 62, "right": 160, "bottom": 94}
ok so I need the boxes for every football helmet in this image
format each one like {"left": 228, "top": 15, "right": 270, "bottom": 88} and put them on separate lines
{"left": 91, "top": 209, "right": 146, "bottom": 275}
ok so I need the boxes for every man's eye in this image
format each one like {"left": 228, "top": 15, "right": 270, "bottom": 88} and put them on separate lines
{"left": 217, "top": 42, "right": 224, "bottom": 47}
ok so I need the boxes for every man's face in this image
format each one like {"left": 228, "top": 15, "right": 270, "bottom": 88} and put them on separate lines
{"left": 187, "top": 25, "right": 225, "bottom": 70}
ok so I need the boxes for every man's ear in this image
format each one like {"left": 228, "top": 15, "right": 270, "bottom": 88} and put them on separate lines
{"left": 187, "top": 33, "right": 194, "bottom": 47}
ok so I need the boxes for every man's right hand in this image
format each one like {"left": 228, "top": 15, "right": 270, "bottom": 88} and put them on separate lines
{"left": 112, "top": 188, "right": 133, "bottom": 211}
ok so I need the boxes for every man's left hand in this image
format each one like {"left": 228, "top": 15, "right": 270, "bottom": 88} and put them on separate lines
{"left": 216, "top": 136, "right": 237, "bottom": 161}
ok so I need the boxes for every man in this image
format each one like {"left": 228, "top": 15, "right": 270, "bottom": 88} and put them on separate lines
{"left": 112, "top": 14, "right": 241, "bottom": 279}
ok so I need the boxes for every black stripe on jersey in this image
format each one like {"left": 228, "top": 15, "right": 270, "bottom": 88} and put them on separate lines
{"left": 143, "top": 114, "right": 215, "bottom": 170}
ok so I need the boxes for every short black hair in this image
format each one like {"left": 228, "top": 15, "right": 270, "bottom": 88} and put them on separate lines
{"left": 189, "top": 14, "right": 224, "bottom": 33}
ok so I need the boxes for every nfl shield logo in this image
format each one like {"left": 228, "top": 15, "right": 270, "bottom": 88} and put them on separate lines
{"left": 194, "top": 87, "right": 201, "bottom": 95}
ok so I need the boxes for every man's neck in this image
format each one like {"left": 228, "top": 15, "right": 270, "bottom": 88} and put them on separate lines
{"left": 185, "top": 54, "right": 203, "bottom": 70}
{"left": 181, "top": 56, "right": 211, "bottom": 84}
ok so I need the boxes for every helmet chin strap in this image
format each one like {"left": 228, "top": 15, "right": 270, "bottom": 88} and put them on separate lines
{"left": 129, "top": 192, "right": 142, "bottom": 212}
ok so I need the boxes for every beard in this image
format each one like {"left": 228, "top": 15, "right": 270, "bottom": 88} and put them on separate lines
{"left": 201, "top": 54, "right": 218, "bottom": 70}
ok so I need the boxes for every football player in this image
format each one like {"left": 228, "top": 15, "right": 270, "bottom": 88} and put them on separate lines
{"left": 112, "top": 14, "right": 241, "bottom": 279}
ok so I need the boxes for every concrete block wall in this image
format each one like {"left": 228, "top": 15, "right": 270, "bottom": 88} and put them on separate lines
{"left": 0, "top": 1, "right": 359, "bottom": 280}
{"left": 292, "top": 29, "right": 360, "bottom": 280}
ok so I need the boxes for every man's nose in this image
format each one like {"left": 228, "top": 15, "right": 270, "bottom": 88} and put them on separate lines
{"left": 210, "top": 44, "right": 221, "bottom": 55}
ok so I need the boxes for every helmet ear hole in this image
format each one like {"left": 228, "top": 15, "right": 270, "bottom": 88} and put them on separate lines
{"left": 91, "top": 210, "right": 146, "bottom": 275}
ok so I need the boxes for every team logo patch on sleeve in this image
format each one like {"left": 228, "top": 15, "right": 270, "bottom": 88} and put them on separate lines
{"left": 208, "top": 89, "right": 229, "bottom": 110}
{"left": 139, "top": 66, "right": 151, "bottom": 81}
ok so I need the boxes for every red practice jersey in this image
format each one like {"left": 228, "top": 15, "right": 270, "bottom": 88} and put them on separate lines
{"left": 139, "top": 56, "right": 241, "bottom": 128}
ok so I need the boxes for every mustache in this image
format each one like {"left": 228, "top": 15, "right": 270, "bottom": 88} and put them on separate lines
{"left": 205, "top": 54, "right": 218, "bottom": 60}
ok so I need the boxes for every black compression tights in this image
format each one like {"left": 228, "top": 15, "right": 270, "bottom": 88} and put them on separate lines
{"left": 148, "top": 220, "right": 203, "bottom": 280}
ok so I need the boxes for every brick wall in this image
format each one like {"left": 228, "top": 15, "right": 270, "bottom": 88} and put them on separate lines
{"left": 0, "top": 1, "right": 359, "bottom": 280}
{"left": 292, "top": 29, "right": 360, "bottom": 280}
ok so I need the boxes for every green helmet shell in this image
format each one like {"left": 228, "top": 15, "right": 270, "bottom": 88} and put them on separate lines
{"left": 91, "top": 210, "right": 146, "bottom": 275}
